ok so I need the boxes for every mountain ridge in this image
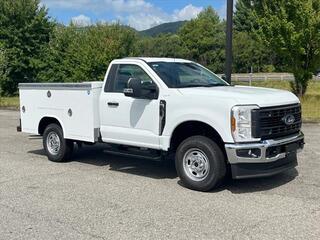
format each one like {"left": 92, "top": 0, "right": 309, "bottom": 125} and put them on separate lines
{"left": 139, "top": 21, "right": 186, "bottom": 37}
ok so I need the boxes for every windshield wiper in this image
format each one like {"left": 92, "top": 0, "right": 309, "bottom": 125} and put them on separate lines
{"left": 178, "top": 84, "right": 207, "bottom": 88}
{"left": 202, "top": 83, "right": 226, "bottom": 87}
{"left": 178, "top": 83, "right": 226, "bottom": 88}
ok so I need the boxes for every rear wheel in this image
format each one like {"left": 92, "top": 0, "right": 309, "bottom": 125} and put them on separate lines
{"left": 175, "top": 135, "right": 226, "bottom": 191}
{"left": 43, "top": 123, "right": 73, "bottom": 162}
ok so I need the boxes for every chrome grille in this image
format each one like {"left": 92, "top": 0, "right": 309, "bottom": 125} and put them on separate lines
{"left": 252, "top": 104, "right": 302, "bottom": 140}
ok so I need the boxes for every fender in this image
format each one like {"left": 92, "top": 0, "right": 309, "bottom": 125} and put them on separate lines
{"left": 165, "top": 114, "right": 232, "bottom": 141}
{"left": 159, "top": 113, "right": 234, "bottom": 151}
{"left": 38, "top": 115, "right": 66, "bottom": 137}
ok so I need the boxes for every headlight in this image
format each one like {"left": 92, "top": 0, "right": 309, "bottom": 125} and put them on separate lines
{"left": 231, "top": 105, "right": 260, "bottom": 142}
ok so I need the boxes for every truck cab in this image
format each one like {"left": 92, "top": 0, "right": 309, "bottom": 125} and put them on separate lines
{"left": 18, "top": 57, "right": 304, "bottom": 191}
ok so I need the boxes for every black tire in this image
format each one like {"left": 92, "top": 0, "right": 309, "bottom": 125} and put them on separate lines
{"left": 175, "top": 135, "right": 226, "bottom": 191}
{"left": 43, "top": 123, "right": 74, "bottom": 162}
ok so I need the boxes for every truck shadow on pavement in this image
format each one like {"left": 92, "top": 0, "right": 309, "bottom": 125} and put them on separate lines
{"left": 28, "top": 144, "right": 299, "bottom": 194}
{"left": 28, "top": 144, "right": 178, "bottom": 180}
{"left": 220, "top": 168, "right": 298, "bottom": 194}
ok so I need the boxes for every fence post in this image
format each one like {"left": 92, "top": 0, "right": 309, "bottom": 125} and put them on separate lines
{"left": 249, "top": 66, "right": 253, "bottom": 86}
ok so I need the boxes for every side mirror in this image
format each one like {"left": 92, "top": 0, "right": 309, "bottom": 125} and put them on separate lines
{"left": 124, "top": 78, "right": 158, "bottom": 100}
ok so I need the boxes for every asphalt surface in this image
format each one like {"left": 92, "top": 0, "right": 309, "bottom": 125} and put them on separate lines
{"left": 0, "top": 110, "right": 319, "bottom": 240}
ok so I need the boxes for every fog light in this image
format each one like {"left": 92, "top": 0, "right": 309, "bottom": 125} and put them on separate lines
{"left": 236, "top": 148, "right": 261, "bottom": 158}
{"left": 266, "top": 146, "right": 281, "bottom": 158}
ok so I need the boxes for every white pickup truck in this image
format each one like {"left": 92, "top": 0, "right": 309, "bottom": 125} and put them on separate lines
{"left": 18, "top": 58, "right": 304, "bottom": 191}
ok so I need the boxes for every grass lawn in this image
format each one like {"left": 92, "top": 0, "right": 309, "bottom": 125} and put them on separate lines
{"left": 1, "top": 80, "right": 319, "bottom": 121}
{"left": 0, "top": 96, "right": 19, "bottom": 109}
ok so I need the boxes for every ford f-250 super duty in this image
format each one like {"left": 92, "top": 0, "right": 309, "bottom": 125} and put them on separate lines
{"left": 17, "top": 58, "right": 304, "bottom": 191}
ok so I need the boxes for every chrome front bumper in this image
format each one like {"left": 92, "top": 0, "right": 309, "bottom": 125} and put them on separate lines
{"left": 225, "top": 132, "right": 305, "bottom": 164}
{"left": 225, "top": 132, "right": 304, "bottom": 179}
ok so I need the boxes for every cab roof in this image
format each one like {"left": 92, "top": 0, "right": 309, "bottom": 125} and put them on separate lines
{"left": 122, "top": 57, "right": 192, "bottom": 63}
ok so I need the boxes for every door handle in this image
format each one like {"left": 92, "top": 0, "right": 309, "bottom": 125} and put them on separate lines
{"left": 107, "top": 102, "right": 119, "bottom": 107}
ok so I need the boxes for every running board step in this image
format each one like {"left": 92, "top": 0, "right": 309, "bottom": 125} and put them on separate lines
{"left": 28, "top": 135, "right": 42, "bottom": 139}
{"left": 103, "top": 147, "right": 163, "bottom": 161}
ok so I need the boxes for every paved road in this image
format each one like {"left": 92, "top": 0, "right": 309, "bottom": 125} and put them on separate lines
{"left": 0, "top": 110, "right": 319, "bottom": 240}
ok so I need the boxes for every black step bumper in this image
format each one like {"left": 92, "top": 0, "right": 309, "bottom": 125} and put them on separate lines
{"left": 225, "top": 132, "right": 304, "bottom": 179}
{"left": 230, "top": 153, "right": 298, "bottom": 179}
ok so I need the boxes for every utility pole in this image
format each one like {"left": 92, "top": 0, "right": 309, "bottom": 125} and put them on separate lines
{"left": 225, "top": 0, "right": 233, "bottom": 84}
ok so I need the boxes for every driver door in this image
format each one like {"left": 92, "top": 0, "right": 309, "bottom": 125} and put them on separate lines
{"left": 99, "top": 63, "right": 161, "bottom": 149}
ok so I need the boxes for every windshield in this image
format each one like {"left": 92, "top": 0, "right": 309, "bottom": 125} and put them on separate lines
{"left": 148, "top": 62, "right": 228, "bottom": 88}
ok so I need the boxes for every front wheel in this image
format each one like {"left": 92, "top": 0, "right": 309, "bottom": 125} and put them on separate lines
{"left": 43, "top": 123, "right": 74, "bottom": 162}
{"left": 175, "top": 136, "right": 226, "bottom": 191}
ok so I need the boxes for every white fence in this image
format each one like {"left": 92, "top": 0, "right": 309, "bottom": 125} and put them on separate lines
{"left": 218, "top": 73, "right": 319, "bottom": 82}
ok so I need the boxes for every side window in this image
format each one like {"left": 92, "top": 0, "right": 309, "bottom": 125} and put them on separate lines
{"left": 104, "top": 64, "right": 118, "bottom": 92}
{"left": 112, "top": 64, "right": 153, "bottom": 93}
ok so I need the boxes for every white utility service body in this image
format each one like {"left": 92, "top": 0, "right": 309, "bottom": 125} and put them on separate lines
{"left": 18, "top": 58, "right": 305, "bottom": 191}
{"left": 19, "top": 82, "right": 103, "bottom": 142}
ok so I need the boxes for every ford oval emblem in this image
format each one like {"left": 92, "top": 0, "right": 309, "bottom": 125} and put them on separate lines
{"left": 282, "top": 114, "right": 295, "bottom": 125}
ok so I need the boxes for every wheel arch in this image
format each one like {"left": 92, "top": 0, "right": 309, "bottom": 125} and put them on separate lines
{"left": 38, "top": 116, "right": 65, "bottom": 136}
{"left": 169, "top": 120, "right": 226, "bottom": 154}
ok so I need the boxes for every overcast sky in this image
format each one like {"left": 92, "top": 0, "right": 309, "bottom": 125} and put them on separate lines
{"left": 40, "top": 0, "right": 227, "bottom": 30}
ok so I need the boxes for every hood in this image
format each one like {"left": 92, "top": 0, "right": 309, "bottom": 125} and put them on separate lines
{"left": 178, "top": 85, "right": 300, "bottom": 107}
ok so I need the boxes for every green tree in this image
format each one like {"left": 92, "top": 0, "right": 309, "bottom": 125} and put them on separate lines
{"left": 233, "top": 31, "right": 271, "bottom": 73}
{"left": 37, "top": 24, "right": 138, "bottom": 83}
{"left": 36, "top": 25, "right": 78, "bottom": 83}
{"left": 136, "top": 34, "right": 189, "bottom": 58}
{"left": 0, "top": 46, "right": 9, "bottom": 86}
{"left": 256, "top": 0, "right": 320, "bottom": 96}
{"left": 234, "top": 0, "right": 260, "bottom": 32}
{"left": 0, "top": 0, "right": 54, "bottom": 95}
{"left": 178, "top": 7, "right": 226, "bottom": 72}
